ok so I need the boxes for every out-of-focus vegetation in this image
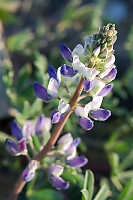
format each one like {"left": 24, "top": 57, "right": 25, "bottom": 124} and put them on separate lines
{"left": 1, "top": 0, "right": 133, "bottom": 199}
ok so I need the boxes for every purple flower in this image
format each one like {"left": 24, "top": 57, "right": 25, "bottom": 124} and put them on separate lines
{"left": 60, "top": 64, "right": 75, "bottom": 77}
{"left": 90, "top": 109, "right": 111, "bottom": 121}
{"left": 83, "top": 80, "right": 92, "bottom": 92}
{"left": 35, "top": 114, "right": 51, "bottom": 134}
{"left": 60, "top": 44, "right": 73, "bottom": 62}
{"left": 48, "top": 65, "right": 57, "bottom": 80}
{"left": 51, "top": 99, "right": 70, "bottom": 124}
{"left": 34, "top": 77, "right": 60, "bottom": 101}
{"left": 48, "top": 164, "right": 69, "bottom": 190}
{"left": 102, "top": 68, "right": 117, "bottom": 82}
{"left": 48, "top": 165, "right": 64, "bottom": 177}
{"left": 79, "top": 117, "right": 94, "bottom": 131}
{"left": 65, "top": 138, "right": 80, "bottom": 160}
{"left": 5, "top": 121, "right": 27, "bottom": 155}
{"left": 33, "top": 82, "right": 50, "bottom": 101}
{"left": 5, "top": 138, "right": 20, "bottom": 154}
{"left": 48, "top": 134, "right": 87, "bottom": 190}
{"left": 98, "top": 84, "right": 113, "bottom": 97}
{"left": 18, "top": 139, "right": 27, "bottom": 152}
{"left": 57, "top": 133, "right": 87, "bottom": 165}
{"left": 22, "top": 168, "right": 35, "bottom": 182}
{"left": 23, "top": 121, "right": 35, "bottom": 139}
{"left": 75, "top": 96, "right": 111, "bottom": 130}
{"left": 57, "top": 133, "right": 73, "bottom": 153}
{"left": 51, "top": 111, "right": 63, "bottom": 124}
{"left": 50, "top": 176, "right": 69, "bottom": 190}
{"left": 66, "top": 156, "right": 88, "bottom": 168}
{"left": 22, "top": 160, "right": 38, "bottom": 182}
{"left": 11, "top": 120, "right": 23, "bottom": 141}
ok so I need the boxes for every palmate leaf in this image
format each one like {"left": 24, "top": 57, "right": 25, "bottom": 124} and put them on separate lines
{"left": 81, "top": 170, "right": 94, "bottom": 200}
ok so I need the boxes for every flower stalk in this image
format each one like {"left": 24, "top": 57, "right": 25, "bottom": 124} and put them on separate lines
{"left": 8, "top": 77, "right": 84, "bottom": 200}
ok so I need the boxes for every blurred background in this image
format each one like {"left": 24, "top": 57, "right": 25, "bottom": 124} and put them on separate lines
{"left": 1, "top": 0, "right": 133, "bottom": 199}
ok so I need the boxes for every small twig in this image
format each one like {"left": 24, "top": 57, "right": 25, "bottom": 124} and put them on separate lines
{"left": 78, "top": 93, "right": 89, "bottom": 101}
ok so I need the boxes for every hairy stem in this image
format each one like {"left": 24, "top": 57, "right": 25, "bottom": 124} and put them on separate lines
{"left": 8, "top": 77, "right": 84, "bottom": 200}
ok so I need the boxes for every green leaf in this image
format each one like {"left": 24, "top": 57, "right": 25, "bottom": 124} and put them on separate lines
{"left": 0, "top": 131, "right": 13, "bottom": 143}
{"left": 81, "top": 170, "right": 94, "bottom": 200}
{"left": 93, "top": 184, "right": 110, "bottom": 200}
{"left": 118, "top": 179, "right": 133, "bottom": 200}
{"left": 119, "top": 150, "right": 133, "bottom": 171}
{"left": 0, "top": 7, "right": 17, "bottom": 23}
{"left": 7, "top": 29, "right": 33, "bottom": 51}
{"left": 28, "top": 189, "right": 63, "bottom": 200}
{"left": 32, "top": 135, "right": 40, "bottom": 152}
{"left": 109, "top": 152, "right": 120, "bottom": 176}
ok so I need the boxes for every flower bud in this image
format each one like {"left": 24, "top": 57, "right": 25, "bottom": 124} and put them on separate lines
{"left": 90, "top": 109, "right": 111, "bottom": 121}
{"left": 79, "top": 117, "right": 94, "bottom": 131}
{"left": 48, "top": 165, "right": 64, "bottom": 177}
{"left": 60, "top": 44, "right": 73, "bottom": 62}
{"left": 51, "top": 111, "right": 63, "bottom": 124}
{"left": 66, "top": 156, "right": 88, "bottom": 168}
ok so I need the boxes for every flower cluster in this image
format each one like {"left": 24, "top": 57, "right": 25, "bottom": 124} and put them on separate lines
{"left": 19, "top": 133, "right": 87, "bottom": 190}
{"left": 5, "top": 24, "right": 118, "bottom": 192}
{"left": 5, "top": 114, "right": 51, "bottom": 156}
{"left": 48, "top": 133, "right": 88, "bottom": 190}
{"left": 34, "top": 24, "right": 117, "bottom": 131}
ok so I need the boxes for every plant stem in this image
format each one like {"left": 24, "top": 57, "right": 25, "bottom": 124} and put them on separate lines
{"left": 8, "top": 77, "right": 84, "bottom": 200}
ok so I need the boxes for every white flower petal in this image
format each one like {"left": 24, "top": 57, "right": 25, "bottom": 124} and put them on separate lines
{"left": 93, "top": 46, "right": 101, "bottom": 57}
{"left": 47, "top": 78, "right": 59, "bottom": 98}
{"left": 105, "top": 54, "right": 115, "bottom": 67}
{"left": 85, "top": 96, "right": 103, "bottom": 113}
{"left": 75, "top": 106, "right": 87, "bottom": 118}
{"left": 57, "top": 133, "right": 73, "bottom": 153}
{"left": 85, "top": 68, "right": 100, "bottom": 81}
{"left": 58, "top": 99, "right": 70, "bottom": 114}
{"left": 72, "top": 55, "right": 85, "bottom": 72}
{"left": 57, "top": 67, "right": 61, "bottom": 84}
{"left": 72, "top": 44, "right": 84, "bottom": 56}
{"left": 99, "top": 64, "right": 116, "bottom": 79}
{"left": 89, "top": 79, "right": 105, "bottom": 96}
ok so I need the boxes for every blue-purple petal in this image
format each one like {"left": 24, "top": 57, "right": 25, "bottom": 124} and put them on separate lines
{"left": 23, "top": 121, "right": 35, "bottom": 139}
{"left": 11, "top": 120, "right": 23, "bottom": 141}
{"left": 35, "top": 114, "right": 45, "bottom": 134}
{"left": 60, "top": 44, "right": 73, "bottom": 62}
{"left": 33, "top": 82, "right": 50, "bottom": 101}
{"left": 50, "top": 176, "right": 69, "bottom": 190}
{"left": 5, "top": 138, "right": 19, "bottom": 154}
{"left": 48, "top": 165, "right": 64, "bottom": 177}
{"left": 22, "top": 168, "right": 35, "bottom": 182}
{"left": 48, "top": 65, "right": 57, "bottom": 80}
{"left": 18, "top": 139, "right": 27, "bottom": 152}
{"left": 51, "top": 111, "right": 63, "bottom": 124}
{"left": 72, "top": 138, "right": 80, "bottom": 147}
{"left": 79, "top": 117, "right": 94, "bottom": 131}
{"left": 60, "top": 64, "right": 75, "bottom": 77}
{"left": 98, "top": 84, "right": 113, "bottom": 97}
{"left": 90, "top": 109, "right": 111, "bottom": 121}
{"left": 103, "top": 68, "right": 117, "bottom": 81}
{"left": 66, "top": 156, "right": 88, "bottom": 168}
{"left": 83, "top": 80, "right": 92, "bottom": 92}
